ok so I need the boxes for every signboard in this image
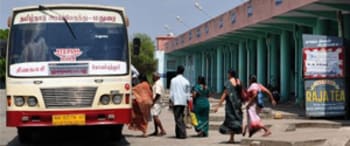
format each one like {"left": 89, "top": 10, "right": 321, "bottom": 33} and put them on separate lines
{"left": 13, "top": 9, "right": 123, "bottom": 25}
{"left": 303, "top": 34, "right": 344, "bottom": 78}
{"left": 302, "top": 34, "right": 346, "bottom": 117}
{"left": 304, "top": 79, "right": 345, "bottom": 117}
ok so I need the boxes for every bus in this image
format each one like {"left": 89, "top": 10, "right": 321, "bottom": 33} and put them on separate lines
{"left": 6, "top": 4, "right": 132, "bottom": 143}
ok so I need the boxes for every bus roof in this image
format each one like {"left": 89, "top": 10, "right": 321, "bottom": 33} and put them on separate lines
{"left": 12, "top": 4, "right": 126, "bottom": 16}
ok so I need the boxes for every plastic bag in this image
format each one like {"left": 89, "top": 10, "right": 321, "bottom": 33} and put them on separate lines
{"left": 190, "top": 112, "right": 198, "bottom": 126}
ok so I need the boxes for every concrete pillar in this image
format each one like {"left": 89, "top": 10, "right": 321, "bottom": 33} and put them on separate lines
{"left": 201, "top": 52, "right": 205, "bottom": 76}
{"left": 342, "top": 14, "right": 350, "bottom": 117}
{"left": 248, "top": 40, "right": 257, "bottom": 76}
{"left": 216, "top": 47, "right": 223, "bottom": 92}
{"left": 280, "top": 31, "right": 291, "bottom": 102}
{"left": 313, "top": 19, "right": 328, "bottom": 35}
{"left": 344, "top": 14, "right": 350, "bottom": 40}
{"left": 232, "top": 45, "right": 239, "bottom": 71}
{"left": 194, "top": 53, "right": 201, "bottom": 83}
{"left": 209, "top": 52, "right": 214, "bottom": 90}
{"left": 239, "top": 42, "right": 247, "bottom": 85}
{"left": 295, "top": 26, "right": 305, "bottom": 106}
{"left": 257, "top": 38, "right": 267, "bottom": 85}
{"left": 269, "top": 35, "right": 279, "bottom": 88}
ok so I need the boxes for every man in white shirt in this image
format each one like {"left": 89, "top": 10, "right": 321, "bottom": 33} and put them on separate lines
{"left": 170, "top": 65, "right": 191, "bottom": 139}
{"left": 150, "top": 72, "right": 166, "bottom": 136}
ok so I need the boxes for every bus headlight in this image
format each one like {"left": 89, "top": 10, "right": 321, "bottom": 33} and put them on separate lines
{"left": 112, "top": 94, "right": 123, "bottom": 104}
{"left": 27, "top": 96, "right": 38, "bottom": 107}
{"left": 100, "top": 95, "right": 110, "bottom": 105}
{"left": 14, "top": 96, "right": 25, "bottom": 106}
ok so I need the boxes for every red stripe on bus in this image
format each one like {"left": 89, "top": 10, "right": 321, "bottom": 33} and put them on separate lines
{"left": 7, "top": 108, "right": 131, "bottom": 127}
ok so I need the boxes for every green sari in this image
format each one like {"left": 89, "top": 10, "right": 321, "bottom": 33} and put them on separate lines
{"left": 193, "top": 84, "right": 210, "bottom": 136}
{"left": 219, "top": 80, "right": 242, "bottom": 134}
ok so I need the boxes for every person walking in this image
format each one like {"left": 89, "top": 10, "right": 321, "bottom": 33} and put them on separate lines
{"left": 245, "top": 75, "right": 276, "bottom": 137}
{"left": 150, "top": 72, "right": 167, "bottom": 136}
{"left": 214, "top": 69, "right": 242, "bottom": 143}
{"left": 170, "top": 65, "right": 191, "bottom": 139}
{"left": 192, "top": 76, "right": 210, "bottom": 137}
{"left": 129, "top": 74, "right": 153, "bottom": 137}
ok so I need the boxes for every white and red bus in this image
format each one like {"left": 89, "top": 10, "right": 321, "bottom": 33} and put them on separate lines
{"left": 6, "top": 4, "right": 132, "bottom": 143}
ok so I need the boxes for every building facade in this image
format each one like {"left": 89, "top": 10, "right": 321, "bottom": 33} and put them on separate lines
{"left": 157, "top": 0, "right": 350, "bottom": 111}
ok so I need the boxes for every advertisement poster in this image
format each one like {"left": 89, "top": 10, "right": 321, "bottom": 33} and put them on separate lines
{"left": 302, "top": 34, "right": 346, "bottom": 117}
{"left": 303, "top": 34, "right": 344, "bottom": 78}
{"left": 304, "top": 79, "right": 345, "bottom": 117}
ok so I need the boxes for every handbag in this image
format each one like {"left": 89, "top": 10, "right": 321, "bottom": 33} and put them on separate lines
{"left": 190, "top": 112, "right": 198, "bottom": 126}
{"left": 257, "top": 91, "right": 264, "bottom": 108}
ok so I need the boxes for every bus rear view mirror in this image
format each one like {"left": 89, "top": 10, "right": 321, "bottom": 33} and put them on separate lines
{"left": 133, "top": 38, "right": 141, "bottom": 56}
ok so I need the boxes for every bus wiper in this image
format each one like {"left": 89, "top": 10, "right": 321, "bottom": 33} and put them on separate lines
{"left": 38, "top": 5, "right": 77, "bottom": 40}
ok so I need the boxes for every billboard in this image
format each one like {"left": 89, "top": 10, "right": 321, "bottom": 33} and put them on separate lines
{"left": 302, "top": 34, "right": 345, "bottom": 117}
{"left": 304, "top": 79, "right": 345, "bottom": 117}
{"left": 302, "top": 34, "right": 344, "bottom": 79}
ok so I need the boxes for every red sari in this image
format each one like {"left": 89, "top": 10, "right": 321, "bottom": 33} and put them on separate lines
{"left": 129, "top": 81, "right": 153, "bottom": 134}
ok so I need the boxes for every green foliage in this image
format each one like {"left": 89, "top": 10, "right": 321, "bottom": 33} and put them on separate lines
{"left": 0, "top": 57, "right": 5, "bottom": 79}
{"left": 0, "top": 29, "right": 9, "bottom": 40}
{"left": 130, "top": 33, "right": 157, "bottom": 80}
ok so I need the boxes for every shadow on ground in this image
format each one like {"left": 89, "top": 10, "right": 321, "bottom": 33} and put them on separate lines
{"left": 7, "top": 136, "right": 130, "bottom": 146}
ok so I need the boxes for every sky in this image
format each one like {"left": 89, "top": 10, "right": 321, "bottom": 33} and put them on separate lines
{"left": 0, "top": 0, "right": 243, "bottom": 40}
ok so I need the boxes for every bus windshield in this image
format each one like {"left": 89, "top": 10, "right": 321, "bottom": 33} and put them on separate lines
{"left": 9, "top": 9, "right": 128, "bottom": 77}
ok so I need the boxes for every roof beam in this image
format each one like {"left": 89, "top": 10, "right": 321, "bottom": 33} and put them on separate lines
{"left": 316, "top": 2, "right": 350, "bottom": 12}
{"left": 259, "top": 23, "right": 294, "bottom": 31}
{"left": 296, "top": 10, "right": 337, "bottom": 21}
{"left": 246, "top": 26, "right": 282, "bottom": 35}
{"left": 275, "top": 16, "right": 317, "bottom": 27}
{"left": 236, "top": 30, "right": 267, "bottom": 38}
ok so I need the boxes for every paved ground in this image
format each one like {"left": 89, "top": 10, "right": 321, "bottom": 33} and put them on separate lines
{"left": 1, "top": 90, "right": 350, "bottom": 146}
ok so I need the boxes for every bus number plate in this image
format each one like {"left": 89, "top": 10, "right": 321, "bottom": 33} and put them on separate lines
{"left": 52, "top": 114, "right": 86, "bottom": 126}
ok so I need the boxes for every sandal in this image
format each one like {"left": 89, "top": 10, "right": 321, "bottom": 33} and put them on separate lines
{"left": 262, "top": 131, "right": 271, "bottom": 137}
{"left": 159, "top": 132, "right": 166, "bottom": 136}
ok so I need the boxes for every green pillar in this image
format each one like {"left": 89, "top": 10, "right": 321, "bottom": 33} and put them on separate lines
{"left": 194, "top": 53, "right": 201, "bottom": 81}
{"left": 313, "top": 19, "right": 328, "bottom": 35}
{"left": 216, "top": 47, "right": 223, "bottom": 92}
{"left": 201, "top": 52, "right": 205, "bottom": 76}
{"left": 231, "top": 45, "right": 238, "bottom": 71}
{"left": 295, "top": 26, "right": 305, "bottom": 106}
{"left": 269, "top": 35, "right": 279, "bottom": 88}
{"left": 280, "top": 31, "right": 291, "bottom": 102}
{"left": 344, "top": 14, "right": 350, "bottom": 40}
{"left": 342, "top": 14, "right": 350, "bottom": 117}
{"left": 248, "top": 40, "right": 257, "bottom": 76}
{"left": 257, "top": 38, "right": 267, "bottom": 85}
{"left": 211, "top": 52, "right": 215, "bottom": 90}
{"left": 239, "top": 42, "right": 247, "bottom": 85}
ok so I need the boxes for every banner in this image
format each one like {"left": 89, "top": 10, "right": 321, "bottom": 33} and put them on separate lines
{"left": 302, "top": 34, "right": 344, "bottom": 78}
{"left": 302, "top": 34, "right": 346, "bottom": 117}
{"left": 304, "top": 79, "right": 345, "bottom": 117}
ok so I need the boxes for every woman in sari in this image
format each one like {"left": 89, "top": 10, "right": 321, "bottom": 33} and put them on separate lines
{"left": 214, "top": 69, "right": 242, "bottom": 143}
{"left": 192, "top": 76, "right": 210, "bottom": 137}
{"left": 129, "top": 74, "right": 153, "bottom": 137}
{"left": 246, "top": 75, "right": 276, "bottom": 137}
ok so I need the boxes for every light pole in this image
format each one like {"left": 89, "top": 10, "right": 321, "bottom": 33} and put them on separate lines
{"left": 163, "top": 24, "right": 174, "bottom": 36}
{"left": 194, "top": 1, "right": 211, "bottom": 18}
{"left": 176, "top": 16, "right": 190, "bottom": 28}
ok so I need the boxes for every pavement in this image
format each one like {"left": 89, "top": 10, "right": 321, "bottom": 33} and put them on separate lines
{"left": 1, "top": 90, "right": 350, "bottom": 146}
{"left": 208, "top": 97, "right": 350, "bottom": 146}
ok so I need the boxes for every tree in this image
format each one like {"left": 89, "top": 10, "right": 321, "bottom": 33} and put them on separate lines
{"left": 0, "top": 29, "right": 8, "bottom": 88}
{"left": 0, "top": 29, "right": 9, "bottom": 40}
{"left": 130, "top": 33, "right": 157, "bottom": 81}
